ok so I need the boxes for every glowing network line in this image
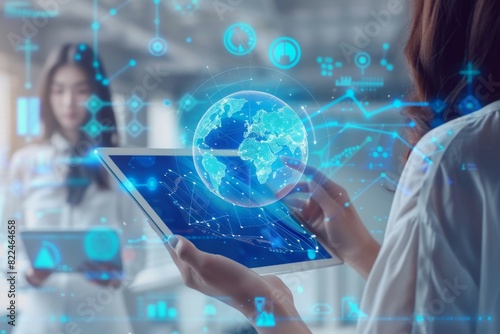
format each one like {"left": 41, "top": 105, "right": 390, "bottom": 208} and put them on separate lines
{"left": 102, "top": 0, "right": 132, "bottom": 21}
{"left": 148, "top": 0, "right": 168, "bottom": 56}
{"left": 154, "top": 0, "right": 161, "bottom": 37}
{"left": 302, "top": 91, "right": 433, "bottom": 164}
{"left": 318, "top": 136, "right": 373, "bottom": 170}
{"left": 102, "top": 59, "right": 137, "bottom": 85}
{"left": 17, "top": 38, "right": 39, "bottom": 90}
{"left": 157, "top": 168, "right": 317, "bottom": 253}
{"left": 305, "top": 90, "right": 429, "bottom": 122}
{"left": 92, "top": 0, "right": 100, "bottom": 76}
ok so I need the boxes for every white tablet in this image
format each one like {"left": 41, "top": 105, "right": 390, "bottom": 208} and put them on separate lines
{"left": 95, "top": 148, "right": 342, "bottom": 275}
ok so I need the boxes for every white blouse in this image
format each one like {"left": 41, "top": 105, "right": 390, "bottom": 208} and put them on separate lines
{"left": 359, "top": 101, "right": 500, "bottom": 333}
{"left": 2, "top": 132, "right": 147, "bottom": 334}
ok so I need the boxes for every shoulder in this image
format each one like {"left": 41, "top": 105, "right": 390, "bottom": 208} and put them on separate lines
{"left": 420, "top": 100, "right": 500, "bottom": 155}
{"left": 400, "top": 101, "right": 500, "bottom": 220}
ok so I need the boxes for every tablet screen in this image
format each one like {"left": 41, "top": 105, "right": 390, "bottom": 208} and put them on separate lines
{"left": 109, "top": 154, "right": 333, "bottom": 269}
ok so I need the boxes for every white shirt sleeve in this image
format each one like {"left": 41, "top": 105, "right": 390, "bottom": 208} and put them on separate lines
{"left": 357, "top": 144, "right": 427, "bottom": 334}
{"left": 358, "top": 102, "right": 500, "bottom": 334}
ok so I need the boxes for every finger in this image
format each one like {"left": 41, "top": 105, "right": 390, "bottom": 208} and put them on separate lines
{"left": 281, "top": 157, "right": 348, "bottom": 200}
{"left": 275, "top": 179, "right": 311, "bottom": 199}
{"left": 285, "top": 181, "right": 311, "bottom": 194}
{"left": 286, "top": 181, "right": 326, "bottom": 199}
{"left": 166, "top": 234, "right": 204, "bottom": 268}
{"left": 308, "top": 180, "right": 343, "bottom": 219}
{"left": 291, "top": 197, "right": 328, "bottom": 237}
{"left": 279, "top": 181, "right": 319, "bottom": 206}
{"left": 167, "top": 235, "right": 259, "bottom": 291}
{"left": 165, "top": 236, "right": 199, "bottom": 288}
{"left": 282, "top": 193, "right": 322, "bottom": 222}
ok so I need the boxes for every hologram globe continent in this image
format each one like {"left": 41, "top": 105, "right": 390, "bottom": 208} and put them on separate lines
{"left": 192, "top": 91, "right": 308, "bottom": 208}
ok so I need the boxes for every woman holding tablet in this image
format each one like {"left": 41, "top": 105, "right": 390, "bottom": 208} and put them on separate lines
{"left": 166, "top": 0, "right": 500, "bottom": 333}
{"left": 2, "top": 43, "right": 146, "bottom": 334}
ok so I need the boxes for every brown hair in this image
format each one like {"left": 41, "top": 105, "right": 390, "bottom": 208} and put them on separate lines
{"left": 404, "top": 0, "right": 500, "bottom": 149}
{"left": 38, "top": 43, "right": 118, "bottom": 204}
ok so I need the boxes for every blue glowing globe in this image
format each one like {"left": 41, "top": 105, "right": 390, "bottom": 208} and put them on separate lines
{"left": 193, "top": 91, "right": 308, "bottom": 208}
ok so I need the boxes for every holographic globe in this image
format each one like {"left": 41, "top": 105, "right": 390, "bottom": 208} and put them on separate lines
{"left": 192, "top": 90, "right": 308, "bottom": 208}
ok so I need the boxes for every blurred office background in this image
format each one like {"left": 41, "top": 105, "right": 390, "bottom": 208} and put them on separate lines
{"left": 0, "top": 0, "right": 412, "bottom": 333}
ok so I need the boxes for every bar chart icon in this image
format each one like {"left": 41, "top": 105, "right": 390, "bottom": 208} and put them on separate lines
{"left": 17, "top": 97, "right": 41, "bottom": 138}
{"left": 146, "top": 300, "right": 178, "bottom": 320}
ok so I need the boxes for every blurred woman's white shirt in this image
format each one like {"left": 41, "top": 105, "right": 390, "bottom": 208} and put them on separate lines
{"left": 2, "top": 132, "right": 147, "bottom": 334}
{"left": 359, "top": 101, "right": 500, "bottom": 334}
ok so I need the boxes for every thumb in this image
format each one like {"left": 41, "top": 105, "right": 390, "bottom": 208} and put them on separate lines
{"left": 167, "top": 235, "right": 203, "bottom": 268}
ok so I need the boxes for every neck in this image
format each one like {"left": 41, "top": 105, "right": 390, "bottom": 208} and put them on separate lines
{"left": 59, "top": 129, "right": 80, "bottom": 145}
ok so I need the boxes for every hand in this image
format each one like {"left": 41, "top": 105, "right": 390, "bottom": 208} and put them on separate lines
{"left": 25, "top": 267, "right": 52, "bottom": 287}
{"left": 81, "top": 261, "right": 122, "bottom": 289}
{"left": 166, "top": 235, "right": 312, "bottom": 334}
{"left": 281, "top": 158, "right": 380, "bottom": 279}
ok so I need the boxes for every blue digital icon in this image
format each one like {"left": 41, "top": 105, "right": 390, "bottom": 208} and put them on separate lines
{"left": 34, "top": 241, "right": 61, "bottom": 269}
{"left": 147, "top": 177, "right": 158, "bottom": 191}
{"left": 84, "top": 228, "right": 120, "bottom": 262}
{"left": 223, "top": 23, "right": 257, "bottom": 56}
{"left": 255, "top": 297, "right": 276, "bottom": 327}
{"left": 269, "top": 37, "right": 302, "bottom": 69}
{"left": 317, "top": 57, "right": 334, "bottom": 76}
{"left": 81, "top": 119, "right": 104, "bottom": 138}
{"left": 342, "top": 297, "right": 367, "bottom": 321}
{"left": 458, "top": 95, "right": 481, "bottom": 115}
{"left": 376, "top": 146, "right": 388, "bottom": 159}
{"left": 85, "top": 95, "right": 104, "bottom": 114}
{"left": 204, "top": 304, "right": 217, "bottom": 316}
{"left": 354, "top": 52, "right": 371, "bottom": 75}
{"left": 336, "top": 76, "right": 353, "bottom": 87}
{"left": 316, "top": 57, "right": 342, "bottom": 77}
{"left": 178, "top": 93, "right": 198, "bottom": 112}
{"left": 127, "top": 95, "right": 145, "bottom": 114}
{"left": 380, "top": 43, "right": 393, "bottom": 71}
{"left": 148, "top": 37, "right": 168, "bottom": 56}
{"left": 408, "top": 312, "right": 427, "bottom": 328}
{"left": 127, "top": 119, "right": 146, "bottom": 138}
{"left": 146, "top": 300, "right": 178, "bottom": 320}
{"left": 310, "top": 303, "right": 334, "bottom": 315}
{"left": 307, "top": 249, "right": 317, "bottom": 260}
{"left": 171, "top": 0, "right": 199, "bottom": 14}
{"left": 430, "top": 99, "right": 447, "bottom": 114}
{"left": 16, "top": 97, "right": 40, "bottom": 138}
{"left": 460, "top": 62, "right": 481, "bottom": 84}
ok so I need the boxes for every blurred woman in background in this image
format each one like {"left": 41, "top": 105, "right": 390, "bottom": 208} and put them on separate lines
{"left": 3, "top": 43, "right": 146, "bottom": 334}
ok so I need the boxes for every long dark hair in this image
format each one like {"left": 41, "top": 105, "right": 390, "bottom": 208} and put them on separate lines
{"left": 38, "top": 43, "right": 118, "bottom": 205}
{"left": 404, "top": 0, "right": 500, "bottom": 150}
